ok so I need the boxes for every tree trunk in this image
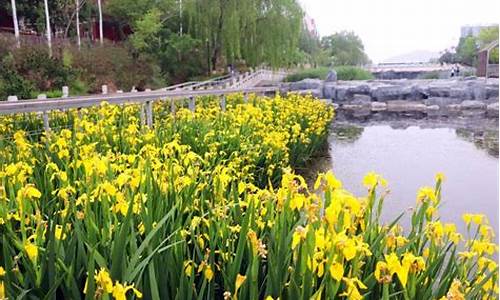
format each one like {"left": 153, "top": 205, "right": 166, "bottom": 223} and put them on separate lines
{"left": 44, "top": 0, "right": 52, "bottom": 57}
{"left": 76, "top": 0, "right": 81, "bottom": 49}
{"left": 10, "top": 0, "right": 20, "bottom": 48}
{"left": 97, "top": 0, "right": 103, "bottom": 45}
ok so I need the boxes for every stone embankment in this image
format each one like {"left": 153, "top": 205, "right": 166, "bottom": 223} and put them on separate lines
{"left": 280, "top": 77, "right": 499, "bottom": 118}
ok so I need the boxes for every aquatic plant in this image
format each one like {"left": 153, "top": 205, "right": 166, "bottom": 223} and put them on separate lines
{"left": 0, "top": 94, "right": 497, "bottom": 299}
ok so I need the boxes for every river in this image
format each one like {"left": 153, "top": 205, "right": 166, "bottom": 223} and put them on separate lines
{"left": 314, "top": 117, "right": 499, "bottom": 233}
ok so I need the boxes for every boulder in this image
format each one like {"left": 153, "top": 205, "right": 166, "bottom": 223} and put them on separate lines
{"left": 486, "top": 102, "right": 499, "bottom": 117}
{"left": 288, "top": 78, "right": 323, "bottom": 91}
{"left": 325, "top": 70, "right": 338, "bottom": 82}
{"left": 349, "top": 84, "right": 370, "bottom": 95}
{"left": 472, "top": 86, "right": 486, "bottom": 100}
{"left": 425, "top": 105, "right": 443, "bottom": 117}
{"left": 486, "top": 86, "right": 499, "bottom": 99}
{"left": 460, "top": 100, "right": 486, "bottom": 110}
{"left": 351, "top": 94, "right": 372, "bottom": 102}
{"left": 386, "top": 100, "right": 427, "bottom": 112}
{"left": 427, "top": 86, "right": 450, "bottom": 98}
{"left": 449, "top": 88, "right": 473, "bottom": 100}
{"left": 335, "top": 86, "right": 351, "bottom": 101}
{"left": 371, "top": 85, "right": 411, "bottom": 101}
{"left": 371, "top": 102, "right": 387, "bottom": 112}
{"left": 322, "top": 83, "right": 336, "bottom": 99}
{"left": 423, "top": 97, "right": 462, "bottom": 106}
{"left": 293, "top": 89, "right": 323, "bottom": 98}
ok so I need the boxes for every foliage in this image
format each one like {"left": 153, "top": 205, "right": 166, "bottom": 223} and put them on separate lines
{"left": 70, "top": 43, "right": 157, "bottom": 92}
{"left": 0, "top": 95, "right": 497, "bottom": 299}
{"left": 420, "top": 70, "right": 441, "bottom": 79}
{"left": 285, "top": 66, "right": 374, "bottom": 82}
{"left": 456, "top": 36, "right": 478, "bottom": 66}
{"left": 441, "top": 25, "right": 499, "bottom": 66}
{"left": 320, "top": 31, "right": 370, "bottom": 66}
{"left": 477, "top": 26, "right": 499, "bottom": 63}
{"left": 9, "top": 44, "right": 75, "bottom": 91}
{"left": 285, "top": 67, "right": 330, "bottom": 82}
{"left": 334, "top": 66, "right": 374, "bottom": 80}
{"left": 0, "top": 63, "right": 35, "bottom": 100}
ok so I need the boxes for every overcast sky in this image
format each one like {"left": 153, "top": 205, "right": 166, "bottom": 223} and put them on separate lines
{"left": 300, "top": 0, "right": 499, "bottom": 63}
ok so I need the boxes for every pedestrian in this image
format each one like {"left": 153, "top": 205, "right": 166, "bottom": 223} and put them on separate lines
{"left": 450, "top": 68, "right": 455, "bottom": 77}
{"left": 455, "top": 65, "right": 460, "bottom": 77}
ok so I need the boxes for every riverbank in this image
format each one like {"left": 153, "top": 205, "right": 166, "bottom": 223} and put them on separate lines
{"left": 281, "top": 77, "right": 499, "bottom": 119}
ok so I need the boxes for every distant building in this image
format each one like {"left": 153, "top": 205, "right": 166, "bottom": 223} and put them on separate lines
{"left": 460, "top": 24, "right": 498, "bottom": 38}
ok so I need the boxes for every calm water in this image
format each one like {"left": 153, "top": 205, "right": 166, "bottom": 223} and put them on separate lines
{"left": 326, "top": 119, "right": 499, "bottom": 232}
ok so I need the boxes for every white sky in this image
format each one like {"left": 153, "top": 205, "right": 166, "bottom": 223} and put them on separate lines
{"left": 300, "top": 0, "right": 499, "bottom": 63}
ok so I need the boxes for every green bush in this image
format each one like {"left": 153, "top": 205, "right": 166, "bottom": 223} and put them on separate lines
{"left": 335, "top": 65, "right": 374, "bottom": 80}
{"left": 11, "top": 44, "right": 75, "bottom": 91}
{"left": 285, "top": 66, "right": 373, "bottom": 82}
{"left": 0, "top": 61, "right": 35, "bottom": 100}
{"left": 420, "top": 71, "right": 441, "bottom": 79}
{"left": 285, "top": 67, "right": 330, "bottom": 82}
{"left": 71, "top": 43, "right": 154, "bottom": 93}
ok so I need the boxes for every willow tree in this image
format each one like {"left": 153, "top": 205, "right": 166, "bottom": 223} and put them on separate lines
{"left": 185, "top": 0, "right": 303, "bottom": 70}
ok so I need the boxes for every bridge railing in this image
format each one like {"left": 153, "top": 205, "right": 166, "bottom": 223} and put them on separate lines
{"left": 0, "top": 85, "right": 280, "bottom": 133}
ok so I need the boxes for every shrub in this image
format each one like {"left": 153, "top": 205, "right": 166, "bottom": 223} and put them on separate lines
{"left": 286, "top": 66, "right": 374, "bottom": 82}
{"left": 71, "top": 43, "right": 155, "bottom": 92}
{"left": 285, "top": 67, "right": 330, "bottom": 82}
{"left": 335, "top": 65, "right": 374, "bottom": 80}
{"left": 10, "top": 44, "right": 75, "bottom": 91}
{"left": 420, "top": 70, "right": 441, "bottom": 79}
{"left": 0, "top": 61, "right": 35, "bottom": 100}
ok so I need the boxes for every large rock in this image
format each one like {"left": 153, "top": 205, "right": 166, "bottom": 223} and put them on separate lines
{"left": 472, "top": 85, "right": 486, "bottom": 100}
{"left": 288, "top": 79, "right": 323, "bottom": 91}
{"left": 460, "top": 100, "right": 486, "bottom": 110}
{"left": 325, "top": 70, "right": 337, "bottom": 82}
{"left": 486, "top": 102, "right": 499, "bottom": 117}
{"left": 322, "top": 82, "right": 336, "bottom": 99}
{"left": 423, "top": 97, "right": 462, "bottom": 106}
{"left": 449, "top": 88, "right": 473, "bottom": 100}
{"left": 352, "top": 94, "right": 372, "bottom": 102}
{"left": 371, "top": 85, "right": 411, "bottom": 101}
{"left": 294, "top": 89, "right": 323, "bottom": 98}
{"left": 486, "top": 86, "right": 499, "bottom": 99}
{"left": 427, "top": 85, "right": 450, "bottom": 98}
{"left": 386, "top": 100, "right": 427, "bottom": 112}
{"left": 371, "top": 102, "right": 387, "bottom": 112}
{"left": 335, "top": 86, "right": 351, "bottom": 101}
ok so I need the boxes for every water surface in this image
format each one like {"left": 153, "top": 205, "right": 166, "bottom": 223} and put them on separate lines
{"left": 327, "top": 119, "right": 499, "bottom": 233}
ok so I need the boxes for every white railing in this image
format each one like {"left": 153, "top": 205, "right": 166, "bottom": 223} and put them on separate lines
{"left": 0, "top": 68, "right": 289, "bottom": 134}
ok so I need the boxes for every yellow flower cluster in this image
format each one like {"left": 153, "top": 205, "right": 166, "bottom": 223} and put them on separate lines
{"left": 0, "top": 93, "right": 497, "bottom": 299}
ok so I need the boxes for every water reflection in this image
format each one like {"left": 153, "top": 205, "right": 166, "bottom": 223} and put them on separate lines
{"left": 456, "top": 128, "right": 499, "bottom": 157}
{"left": 331, "top": 125, "right": 364, "bottom": 143}
{"left": 323, "top": 118, "right": 499, "bottom": 234}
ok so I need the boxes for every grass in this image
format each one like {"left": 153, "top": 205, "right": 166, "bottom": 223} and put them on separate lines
{"left": 285, "top": 66, "right": 374, "bottom": 82}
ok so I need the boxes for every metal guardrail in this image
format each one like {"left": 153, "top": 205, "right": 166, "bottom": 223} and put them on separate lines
{"left": 0, "top": 86, "right": 279, "bottom": 116}
{"left": 0, "top": 68, "right": 288, "bottom": 133}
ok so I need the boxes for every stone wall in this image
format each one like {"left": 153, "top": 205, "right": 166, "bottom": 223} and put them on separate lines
{"left": 280, "top": 77, "right": 499, "bottom": 118}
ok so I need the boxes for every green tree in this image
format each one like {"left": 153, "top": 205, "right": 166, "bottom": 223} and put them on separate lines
{"left": 456, "top": 36, "right": 478, "bottom": 66}
{"left": 478, "top": 26, "right": 499, "bottom": 63}
{"left": 320, "top": 31, "right": 370, "bottom": 66}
